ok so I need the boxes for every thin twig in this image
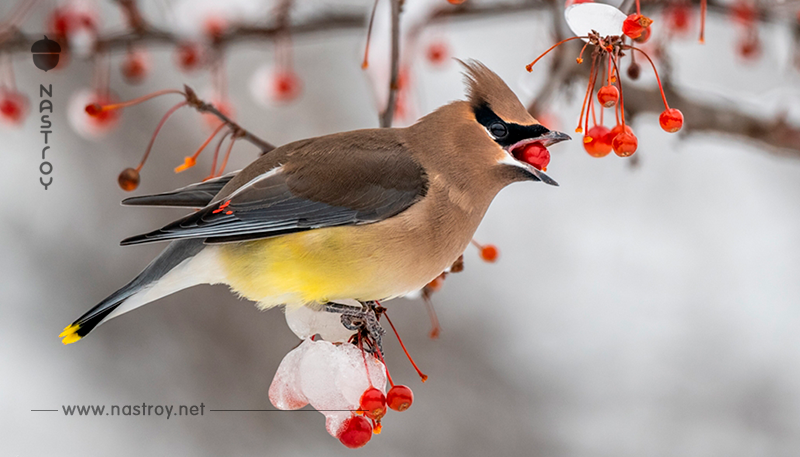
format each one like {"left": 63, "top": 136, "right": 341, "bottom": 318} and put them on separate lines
{"left": 380, "top": 0, "right": 402, "bottom": 128}
{"left": 183, "top": 85, "right": 276, "bottom": 153}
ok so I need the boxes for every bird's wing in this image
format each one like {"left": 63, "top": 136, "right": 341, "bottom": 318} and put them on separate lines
{"left": 121, "top": 171, "right": 239, "bottom": 208}
{"left": 120, "top": 135, "right": 428, "bottom": 245}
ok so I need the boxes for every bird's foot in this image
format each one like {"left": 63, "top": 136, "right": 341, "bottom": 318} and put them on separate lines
{"left": 323, "top": 301, "right": 386, "bottom": 355}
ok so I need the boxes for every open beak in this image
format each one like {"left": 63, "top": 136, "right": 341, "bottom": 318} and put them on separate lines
{"left": 536, "top": 130, "right": 572, "bottom": 147}
{"left": 505, "top": 129, "right": 571, "bottom": 187}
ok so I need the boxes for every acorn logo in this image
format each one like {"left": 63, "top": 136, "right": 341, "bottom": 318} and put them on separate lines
{"left": 31, "top": 36, "right": 61, "bottom": 72}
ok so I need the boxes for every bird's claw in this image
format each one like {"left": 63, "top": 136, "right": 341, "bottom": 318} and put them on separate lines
{"left": 323, "top": 300, "right": 385, "bottom": 355}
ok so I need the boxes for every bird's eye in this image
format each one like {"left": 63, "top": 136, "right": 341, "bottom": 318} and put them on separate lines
{"left": 489, "top": 122, "right": 508, "bottom": 138}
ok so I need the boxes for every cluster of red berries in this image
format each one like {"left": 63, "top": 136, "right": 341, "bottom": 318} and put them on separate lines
{"left": 529, "top": 2, "right": 685, "bottom": 159}
{"left": 339, "top": 384, "right": 414, "bottom": 448}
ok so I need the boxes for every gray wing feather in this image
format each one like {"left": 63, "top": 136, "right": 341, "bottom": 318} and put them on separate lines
{"left": 121, "top": 171, "right": 239, "bottom": 208}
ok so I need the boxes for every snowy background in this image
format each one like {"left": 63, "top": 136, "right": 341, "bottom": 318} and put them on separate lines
{"left": 3, "top": 1, "right": 800, "bottom": 456}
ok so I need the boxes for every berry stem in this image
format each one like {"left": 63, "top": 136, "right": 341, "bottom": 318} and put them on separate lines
{"left": 362, "top": 0, "right": 380, "bottom": 69}
{"left": 91, "top": 89, "right": 186, "bottom": 114}
{"left": 625, "top": 45, "right": 670, "bottom": 110}
{"left": 205, "top": 130, "right": 231, "bottom": 181}
{"left": 577, "top": 40, "right": 590, "bottom": 64}
{"left": 176, "top": 123, "right": 227, "bottom": 173}
{"left": 421, "top": 292, "right": 442, "bottom": 339}
{"left": 374, "top": 342, "right": 395, "bottom": 387}
{"left": 635, "top": 0, "right": 641, "bottom": 15}
{"left": 216, "top": 137, "right": 237, "bottom": 175}
{"left": 700, "top": 0, "right": 707, "bottom": 43}
{"left": 357, "top": 337, "right": 374, "bottom": 389}
{"left": 382, "top": 310, "right": 428, "bottom": 382}
{"left": 576, "top": 55, "right": 599, "bottom": 134}
{"left": 134, "top": 101, "right": 187, "bottom": 172}
{"left": 608, "top": 52, "right": 627, "bottom": 128}
{"left": 585, "top": 55, "right": 600, "bottom": 135}
{"left": 526, "top": 36, "right": 586, "bottom": 72}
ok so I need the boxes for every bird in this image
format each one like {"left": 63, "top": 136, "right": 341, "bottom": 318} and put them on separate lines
{"left": 59, "top": 60, "right": 570, "bottom": 344}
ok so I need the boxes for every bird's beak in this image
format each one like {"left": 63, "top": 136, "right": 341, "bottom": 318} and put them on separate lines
{"left": 536, "top": 130, "right": 572, "bottom": 147}
{"left": 505, "top": 129, "right": 571, "bottom": 186}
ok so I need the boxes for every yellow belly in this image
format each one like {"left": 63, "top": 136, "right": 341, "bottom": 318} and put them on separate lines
{"left": 217, "top": 227, "right": 387, "bottom": 308}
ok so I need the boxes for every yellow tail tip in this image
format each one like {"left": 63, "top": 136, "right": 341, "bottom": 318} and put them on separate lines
{"left": 59, "top": 324, "right": 82, "bottom": 345}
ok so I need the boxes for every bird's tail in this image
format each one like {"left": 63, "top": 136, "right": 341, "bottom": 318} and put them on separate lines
{"left": 60, "top": 239, "right": 213, "bottom": 344}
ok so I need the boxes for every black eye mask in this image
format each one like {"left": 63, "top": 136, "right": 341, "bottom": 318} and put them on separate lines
{"left": 473, "top": 103, "right": 550, "bottom": 148}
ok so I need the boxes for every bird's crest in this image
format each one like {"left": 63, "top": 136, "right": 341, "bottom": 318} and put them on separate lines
{"left": 459, "top": 59, "right": 536, "bottom": 125}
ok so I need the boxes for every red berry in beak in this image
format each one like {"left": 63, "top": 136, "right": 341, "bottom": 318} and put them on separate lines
{"left": 517, "top": 142, "right": 550, "bottom": 171}
{"left": 387, "top": 385, "right": 414, "bottom": 412}
{"left": 338, "top": 415, "right": 372, "bottom": 448}
{"left": 659, "top": 108, "right": 684, "bottom": 133}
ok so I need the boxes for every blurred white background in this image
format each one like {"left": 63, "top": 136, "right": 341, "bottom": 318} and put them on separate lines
{"left": 2, "top": 1, "right": 800, "bottom": 456}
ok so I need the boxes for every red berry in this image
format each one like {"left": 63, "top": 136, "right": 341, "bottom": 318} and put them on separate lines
{"left": 622, "top": 14, "right": 653, "bottom": 40}
{"left": 480, "top": 245, "right": 499, "bottom": 263}
{"left": 583, "top": 125, "right": 612, "bottom": 157}
{"left": 86, "top": 94, "right": 120, "bottom": 129}
{"left": 425, "top": 273, "right": 445, "bottom": 292}
{"left": 386, "top": 385, "right": 414, "bottom": 412}
{"left": 518, "top": 142, "right": 550, "bottom": 171}
{"left": 659, "top": 108, "right": 684, "bottom": 133}
{"left": 627, "top": 61, "right": 641, "bottom": 80}
{"left": 84, "top": 103, "right": 101, "bottom": 116}
{"left": 737, "top": 32, "right": 761, "bottom": 61}
{"left": 447, "top": 0, "right": 466, "bottom": 4}
{"left": 203, "top": 16, "right": 227, "bottom": 39}
{"left": 175, "top": 43, "right": 203, "bottom": 72}
{"left": 665, "top": 5, "right": 692, "bottom": 34}
{"left": 48, "top": 9, "right": 71, "bottom": 36}
{"left": 359, "top": 387, "right": 387, "bottom": 421}
{"left": 564, "top": 0, "right": 594, "bottom": 6}
{"left": 338, "top": 415, "right": 372, "bottom": 448}
{"left": 633, "top": 25, "right": 652, "bottom": 43}
{"left": 0, "top": 90, "right": 29, "bottom": 125}
{"left": 272, "top": 70, "right": 302, "bottom": 102}
{"left": 597, "top": 85, "right": 619, "bottom": 108}
{"left": 612, "top": 129, "right": 638, "bottom": 157}
{"left": 121, "top": 51, "right": 149, "bottom": 84}
{"left": 118, "top": 167, "right": 140, "bottom": 191}
{"left": 610, "top": 123, "right": 631, "bottom": 138}
{"left": 426, "top": 41, "right": 449, "bottom": 66}
{"left": 731, "top": 1, "right": 757, "bottom": 26}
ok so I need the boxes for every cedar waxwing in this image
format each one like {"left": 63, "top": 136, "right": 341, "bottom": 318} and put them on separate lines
{"left": 59, "top": 60, "right": 570, "bottom": 344}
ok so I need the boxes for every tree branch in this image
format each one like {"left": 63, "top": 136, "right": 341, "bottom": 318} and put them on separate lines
{"left": 380, "top": 0, "right": 402, "bottom": 128}
{"left": 182, "top": 85, "right": 276, "bottom": 153}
